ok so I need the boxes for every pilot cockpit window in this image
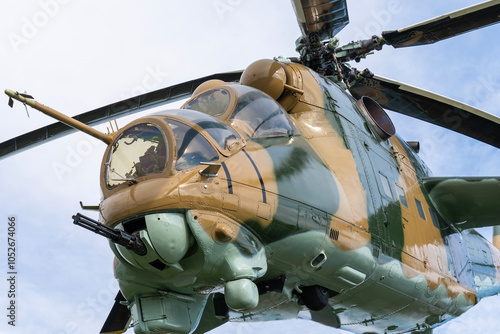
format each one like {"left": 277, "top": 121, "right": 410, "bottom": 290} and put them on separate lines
{"left": 165, "top": 119, "right": 219, "bottom": 170}
{"left": 107, "top": 123, "right": 167, "bottom": 188}
{"left": 162, "top": 109, "right": 240, "bottom": 151}
{"left": 183, "top": 88, "right": 230, "bottom": 116}
{"left": 229, "top": 85, "right": 294, "bottom": 138}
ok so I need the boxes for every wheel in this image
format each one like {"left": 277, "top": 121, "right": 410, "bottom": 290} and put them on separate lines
{"left": 301, "top": 285, "right": 329, "bottom": 311}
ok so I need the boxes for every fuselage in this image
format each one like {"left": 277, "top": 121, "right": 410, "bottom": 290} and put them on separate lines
{"left": 98, "top": 60, "right": 500, "bottom": 334}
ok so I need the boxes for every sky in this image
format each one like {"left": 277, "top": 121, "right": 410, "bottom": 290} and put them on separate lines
{"left": 0, "top": 0, "right": 499, "bottom": 333}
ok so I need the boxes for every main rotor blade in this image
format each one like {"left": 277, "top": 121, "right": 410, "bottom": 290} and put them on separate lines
{"left": 0, "top": 71, "right": 242, "bottom": 160}
{"left": 382, "top": 0, "right": 500, "bottom": 48}
{"left": 291, "top": 0, "right": 349, "bottom": 41}
{"left": 349, "top": 74, "right": 500, "bottom": 148}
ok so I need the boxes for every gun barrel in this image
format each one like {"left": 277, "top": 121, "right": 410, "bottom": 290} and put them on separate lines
{"left": 72, "top": 213, "right": 147, "bottom": 256}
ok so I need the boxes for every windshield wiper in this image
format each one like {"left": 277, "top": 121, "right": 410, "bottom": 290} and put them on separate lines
{"left": 105, "top": 162, "right": 138, "bottom": 184}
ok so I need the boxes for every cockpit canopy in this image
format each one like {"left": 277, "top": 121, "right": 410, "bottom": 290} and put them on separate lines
{"left": 182, "top": 85, "right": 295, "bottom": 138}
{"left": 162, "top": 109, "right": 240, "bottom": 151}
{"left": 107, "top": 123, "right": 167, "bottom": 188}
{"left": 161, "top": 109, "right": 241, "bottom": 170}
{"left": 105, "top": 110, "right": 243, "bottom": 189}
{"left": 104, "top": 84, "right": 295, "bottom": 190}
{"left": 183, "top": 88, "right": 230, "bottom": 117}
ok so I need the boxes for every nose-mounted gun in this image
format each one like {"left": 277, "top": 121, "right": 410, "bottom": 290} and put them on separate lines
{"left": 72, "top": 213, "right": 147, "bottom": 255}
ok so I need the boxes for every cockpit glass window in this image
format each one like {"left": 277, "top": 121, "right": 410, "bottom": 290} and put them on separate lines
{"left": 107, "top": 123, "right": 166, "bottom": 188}
{"left": 228, "top": 86, "right": 293, "bottom": 138}
{"left": 183, "top": 88, "right": 230, "bottom": 116}
{"left": 163, "top": 109, "right": 240, "bottom": 150}
{"left": 165, "top": 119, "right": 219, "bottom": 170}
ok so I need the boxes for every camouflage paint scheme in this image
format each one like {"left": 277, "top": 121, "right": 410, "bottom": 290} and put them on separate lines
{"left": 98, "top": 60, "right": 500, "bottom": 334}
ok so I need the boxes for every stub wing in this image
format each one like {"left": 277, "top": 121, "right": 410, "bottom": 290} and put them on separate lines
{"left": 100, "top": 291, "right": 131, "bottom": 334}
{"left": 423, "top": 177, "right": 500, "bottom": 230}
{"left": 192, "top": 293, "right": 229, "bottom": 334}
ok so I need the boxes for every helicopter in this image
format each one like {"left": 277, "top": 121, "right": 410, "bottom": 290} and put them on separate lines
{"left": 0, "top": 0, "right": 500, "bottom": 334}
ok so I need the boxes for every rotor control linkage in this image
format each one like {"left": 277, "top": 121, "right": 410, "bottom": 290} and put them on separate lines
{"left": 72, "top": 213, "right": 147, "bottom": 256}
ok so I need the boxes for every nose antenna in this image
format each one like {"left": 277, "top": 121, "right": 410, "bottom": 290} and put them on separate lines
{"left": 5, "top": 89, "right": 113, "bottom": 145}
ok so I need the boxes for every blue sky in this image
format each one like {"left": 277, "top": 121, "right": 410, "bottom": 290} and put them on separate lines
{"left": 0, "top": 1, "right": 499, "bottom": 333}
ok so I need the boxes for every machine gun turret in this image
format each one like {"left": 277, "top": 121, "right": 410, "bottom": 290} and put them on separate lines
{"left": 72, "top": 213, "right": 147, "bottom": 256}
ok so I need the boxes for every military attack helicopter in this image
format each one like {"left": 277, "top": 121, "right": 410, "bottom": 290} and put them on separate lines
{"left": 2, "top": 1, "right": 500, "bottom": 334}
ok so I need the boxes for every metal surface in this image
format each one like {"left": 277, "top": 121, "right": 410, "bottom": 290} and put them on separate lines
{"left": 291, "top": 0, "right": 349, "bottom": 40}
{"left": 5, "top": 89, "right": 113, "bottom": 145}
{"left": 95, "top": 63, "right": 486, "bottom": 333}
{"left": 7, "top": 58, "right": 500, "bottom": 334}
{"left": 100, "top": 291, "right": 131, "bottom": 334}
{"left": 73, "top": 213, "right": 147, "bottom": 256}
{"left": 423, "top": 177, "right": 500, "bottom": 229}
{"left": 382, "top": 0, "right": 500, "bottom": 48}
